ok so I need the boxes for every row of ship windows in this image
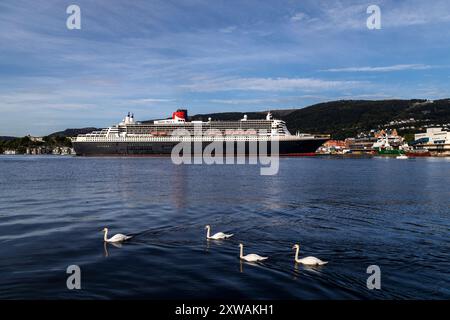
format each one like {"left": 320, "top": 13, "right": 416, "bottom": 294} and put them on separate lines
{"left": 83, "top": 137, "right": 274, "bottom": 141}
{"left": 86, "top": 123, "right": 284, "bottom": 134}
{"left": 129, "top": 127, "right": 281, "bottom": 132}
{"left": 127, "top": 121, "right": 273, "bottom": 126}
{"left": 81, "top": 137, "right": 280, "bottom": 142}
{"left": 124, "top": 124, "right": 273, "bottom": 130}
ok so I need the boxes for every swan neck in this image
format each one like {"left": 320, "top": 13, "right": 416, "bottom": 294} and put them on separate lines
{"left": 295, "top": 247, "right": 299, "bottom": 262}
{"left": 206, "top": 227, "right": 210, "bottom": 238}
{"left": 239, "top": 245, "right": 243, "bottom": 258}
{"left": 104, "top": 229, "right": 108, "bottom": 242}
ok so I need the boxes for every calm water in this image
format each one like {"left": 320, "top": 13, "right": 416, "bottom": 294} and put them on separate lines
{"left": 0, "top": 155, "right": 449, "bottom": 299}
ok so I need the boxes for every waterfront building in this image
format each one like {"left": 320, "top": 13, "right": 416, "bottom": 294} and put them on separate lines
{"left": 317, "top": 140, "right": 348, "bottom": 154}
{"left": 52, "top": 147, "right": 74, "bottom": 155}
{"left": 345, "top": 134, "right": 378, "bottom": 154}
{"left": 26, "top": 135, "right": 44, "bottom": 142}
{"left": 26, "top": 147, "right": 52, "bottom": 155}
{"left": 344, "top": 129, "right": 407, "bottom": 155}
{"left": 412, "top": 128, "right": 450, "bottom": 155}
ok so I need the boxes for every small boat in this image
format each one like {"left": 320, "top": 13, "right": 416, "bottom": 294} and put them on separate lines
{"left": 396, "top": 155, "right": 409, "bottom": 159}
{"left": 406, "top": 149, "right": 431, "bottom": 157}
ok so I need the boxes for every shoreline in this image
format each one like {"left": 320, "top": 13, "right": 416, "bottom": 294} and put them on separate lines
{"left": 1, "top": 153, "right": 450, "bottom": 158}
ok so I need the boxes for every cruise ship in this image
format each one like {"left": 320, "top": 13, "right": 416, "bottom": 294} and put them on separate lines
{"left": 72, "top": 109, "right": 329, "bottom": 156}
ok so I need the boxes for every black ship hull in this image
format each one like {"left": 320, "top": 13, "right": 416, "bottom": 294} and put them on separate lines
{"left": 73, "top": 139, "right": 328, "bottom": 156}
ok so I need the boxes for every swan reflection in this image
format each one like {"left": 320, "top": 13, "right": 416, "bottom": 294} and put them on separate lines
{"left": 294, "top": 261, "right": 326, "bottom": 274}
{"left": 205, "top": 237, "right": 227, "bottom": 252}
{"left": 103, "top": 241, "right": 123, "bottom": 257}
{"left": 239, "top": 259, "right": 259, "bottom": 273}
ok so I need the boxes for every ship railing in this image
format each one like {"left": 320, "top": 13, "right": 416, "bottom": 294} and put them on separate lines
{"left": 313, "top": 134, "right": 331, "bottom": 139}
{"left": 74, "top": 133, "right": 330, "bottom": 142}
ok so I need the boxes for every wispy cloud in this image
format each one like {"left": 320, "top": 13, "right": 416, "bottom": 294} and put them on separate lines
{"left": 323, "top": 64, "right": 434, "bottom": 73}
{"left": 382, "top": 1, "right": 450, "bottom": 27}
{"left": 130, "top": 98, "right": 176, "bottom": 104}
{"left": 181, "top": 77, "right": 364, "bottom": 92}
{"left": 287, "top": 0, "right": 450, "bottom": 32}
{"left": 1, "top": 0, "right": 450, "bottom": 135}
{"left": 208, "top": 95, "right": 325, "bottom": 105}
{"left": 290, "top": 12, "right": 309, "bottom": 22}
{"left": 219, "top": 26, "right": 237, "bottom": 33}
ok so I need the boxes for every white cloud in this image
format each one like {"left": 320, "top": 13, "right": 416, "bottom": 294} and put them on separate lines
{"left": 181, "top": 77, "right": 364, "bottom": 92}
{"left": 208, "top": 95, "right": 325, "bottom": 105}
{"left": 130, "top": 98, "right": 176, "bottom": 104}
{"left": 219, "top": 26, "right": 237, "bottom": 33}
{"left": 290, "top": 12, "right": 308, "bottom": 22}
{"left": 1, "top": 0, "right": 450, "bottom": 135}
{"left": 323, "top": 64, "right": 433, "bottom": 73}
{"left": 383, "top": 1, "right": 450, "bottom": 27}
{"left": 287, "top": 1, "right": 450, "bottom": 33}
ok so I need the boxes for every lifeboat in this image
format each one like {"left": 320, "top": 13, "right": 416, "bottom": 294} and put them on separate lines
{"left": 207, "top": 130, "right": 221, "bottom": 136}
{"left": 224, "top": 130, "right": 234, "bottom": 135}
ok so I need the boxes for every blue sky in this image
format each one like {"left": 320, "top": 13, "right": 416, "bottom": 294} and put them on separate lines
{"left": 1, "top": 0, "right": 450, "bottom": 136}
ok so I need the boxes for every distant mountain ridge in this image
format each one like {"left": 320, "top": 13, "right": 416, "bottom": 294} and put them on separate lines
{"left": 49, "top": 127, "right": 99, "bottom": 137}
{"left": 47, "top": 99, "right": 450, "bottom": 139}
{"left": 0, "top": 136, "right": 17, "bottom": 141}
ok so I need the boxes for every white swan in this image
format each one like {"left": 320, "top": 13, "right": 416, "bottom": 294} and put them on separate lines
{"left": 102, "top": 227, "right": 132, "bottom": 243}
{"left": 205, "top": 225, "right": 233, "bottom": 240}
{"left": 239, "top": 243, "right": 268, "bottom": 262}
{"left": 293, "top": 244, "right": 327, "bottom": 266}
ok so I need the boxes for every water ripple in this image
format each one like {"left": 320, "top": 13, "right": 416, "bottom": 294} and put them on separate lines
{"left": 0, "top": 156, "right": 449, "bottom": 299}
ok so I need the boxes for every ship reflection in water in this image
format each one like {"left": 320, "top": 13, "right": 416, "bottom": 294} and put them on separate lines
{"left": 0, "top": 156, "right": 449, "bottom": 299}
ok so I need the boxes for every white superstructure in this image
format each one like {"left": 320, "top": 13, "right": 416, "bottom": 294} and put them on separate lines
{"left": 74, "top": 110, "right": 324, "bottom": 143}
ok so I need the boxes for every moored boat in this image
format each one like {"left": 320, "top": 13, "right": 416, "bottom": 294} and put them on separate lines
{"left": 406, "top": 149, "right": 431, "bottom": 157}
